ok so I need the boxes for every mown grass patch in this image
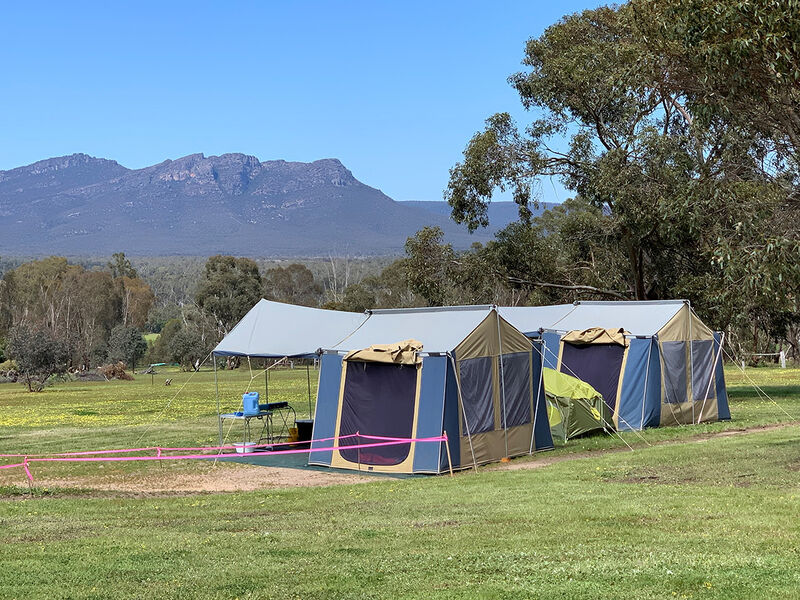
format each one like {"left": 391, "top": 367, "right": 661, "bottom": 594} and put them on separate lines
{"left": 1, "top": 426, "right": 799, "bottom": 599}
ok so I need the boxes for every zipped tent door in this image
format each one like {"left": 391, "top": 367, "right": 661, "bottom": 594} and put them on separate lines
{"left": 558, "top": 340, "right": 627, "bottom": 417}
{"left": 330, "top": 359, "right": 423, "bottom": 473}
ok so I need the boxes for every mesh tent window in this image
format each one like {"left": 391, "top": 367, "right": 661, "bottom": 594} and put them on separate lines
{"left": 560, "top": 343, "right": 625, "bottom": 412}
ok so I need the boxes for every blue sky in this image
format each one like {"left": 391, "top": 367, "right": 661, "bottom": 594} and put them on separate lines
{"left": 1, "top": 1, "right": 602, "bottom": 203}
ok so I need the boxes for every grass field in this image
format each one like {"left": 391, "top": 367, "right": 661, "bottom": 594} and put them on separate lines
{"left": 1, "top": 365, "right": 799, "bottom": 599}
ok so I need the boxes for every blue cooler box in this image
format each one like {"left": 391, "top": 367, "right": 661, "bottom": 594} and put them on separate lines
{"left": 242, "top": 392, "right": 260, "bottom": 415}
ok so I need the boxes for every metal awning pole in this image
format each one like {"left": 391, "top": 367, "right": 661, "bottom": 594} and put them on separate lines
{"left": 306, "top": 363, "right": 312, "bottom": 418}
{"left": 214, "top": 354, "right": 222, "bottom": 448}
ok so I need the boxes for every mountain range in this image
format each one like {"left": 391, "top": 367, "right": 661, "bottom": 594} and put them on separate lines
{"left": 0, "top": 153, "right": 537, "bottom": 256}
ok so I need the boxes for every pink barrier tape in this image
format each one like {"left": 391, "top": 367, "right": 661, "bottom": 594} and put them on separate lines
{"left": 0, "top": 433, "right": 367, "bottom": 459}
{"left": 0, "top": 447, "right": 157, "bottom": 458}
{"left": 0, "top": 436, "right": 447, "bottom": 479}
{"left": 0, "top": 462, "right": 25, "bottom": 470}
{"left": 23, "top": 457, "right": 33, "bottom": 484}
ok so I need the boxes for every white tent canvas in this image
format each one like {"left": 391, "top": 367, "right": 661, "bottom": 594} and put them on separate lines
{"left": 213, "top": 299, "right": 367, "bottom": 358}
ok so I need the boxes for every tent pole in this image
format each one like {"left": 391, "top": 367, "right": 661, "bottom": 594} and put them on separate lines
{"left": 698, "top": 332, "right": 725, "bottom": 424}
{"left": 640, "top": 341, "right": 653, "bottom": 431}
{"left": 530, "top": 343, "right": 545, "bottom": 454}
{"left": 448, "top": 354, "right": 478, "bottom": 472}
{"left": 689, "top": 307, "right": 695, "bottom": 424}
{"left": 443, "top": 431, "right": 454, "bottom": 477}
{"left": 306, "top": 363, "right": 312, "bottom": 418}
{"left": 214, "top": 354, "right": 222, "bottom": 449}
{"left": 496, "top": 313, "right": 509, "bottom": 458}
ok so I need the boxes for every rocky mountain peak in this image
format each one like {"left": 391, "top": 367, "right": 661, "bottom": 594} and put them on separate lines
{"left": 13, "top": 153, "right": 123, "bottom": 176}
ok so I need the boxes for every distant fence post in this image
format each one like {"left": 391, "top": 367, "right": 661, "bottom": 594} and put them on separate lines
{"left": 780, "top": 351, "right": 786, "bottom": 369}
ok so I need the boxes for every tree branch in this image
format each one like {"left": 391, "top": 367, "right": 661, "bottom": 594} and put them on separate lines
{"left": 504, "top": 275, "right": 631, "bottom": 300}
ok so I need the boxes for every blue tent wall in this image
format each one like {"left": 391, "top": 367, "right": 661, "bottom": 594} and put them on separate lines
{"left": 643, "top": 339, "right": 663, "bottom": 428}
{"left": 541, "top": 331, "right": 562, "bottom": 370}
{"left": 714, "top": 332, "right": 731, "bottom": 420}
{"left": 309, "top": 353, "right": 343, "bottom": 466}
{"left": 531, "top": 341, "right": 554, "bottom": 450}
{"left": 616, "top": 338, "right": 649, "bottom": 431}
{"left": 441, "top": 360, "right": 462, "bottom": 471}
{"left": 412, "top": 355, "right": 448, "bottom": 474}
{"left": 616, "top": 338, "right": 662, "bottom": 430}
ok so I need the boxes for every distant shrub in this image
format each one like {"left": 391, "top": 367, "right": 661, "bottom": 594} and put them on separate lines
{"left": 100, "top": 361, "right": 134, "bottom": 381}
{"left": 6, "top": 325, "right": 69, "bottom": 391}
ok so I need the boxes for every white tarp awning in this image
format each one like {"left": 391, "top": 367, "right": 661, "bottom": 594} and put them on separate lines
{"left": 327, "top": 305, "right": 496, "bottom": 354}
{"left": 501, "top": 300, "right": 689, "bottom": 337}
{"left": 498, "top": 304, "right": 575, "bottom": 335}
{"left": 213, "top": 299, "right": 368, "bottom": 358}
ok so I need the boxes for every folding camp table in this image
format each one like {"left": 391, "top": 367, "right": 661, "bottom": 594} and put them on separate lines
{"left": 220, "top": 402, "right": 296, "bottom": 448}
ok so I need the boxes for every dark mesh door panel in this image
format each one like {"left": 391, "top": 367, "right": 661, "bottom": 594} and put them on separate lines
{"left": 560, "top": 343, "right": 625, "bottom": 412}
{"left": 458, "top": 357, "right": 495, "bottom": 434}
{"left": 661, "top": 341, "right": 688, "bottom": 404}
{"left": 339, "top": 362, "right": 417, "bottom": 466}
{"left": 500, "top": 352, "right": 532, "bottom": 427}
{"left": 691, "top": 340, "right": 716, "bottom": 402}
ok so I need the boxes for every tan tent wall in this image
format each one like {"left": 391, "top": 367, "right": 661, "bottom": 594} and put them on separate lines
{"left": 657, "top": 303, "right": 713, "bottom": 342}
{"left": 459, "top": 424, "right": 534, "bottom": 467}
{"left": 454, "top": 311, "right": 541, "bottom": 468}
{"left": 454, "top": 312, "right": 533, "bottom": 360}
{"left": 657, "top": 304, "right": 719, "bottom": 426}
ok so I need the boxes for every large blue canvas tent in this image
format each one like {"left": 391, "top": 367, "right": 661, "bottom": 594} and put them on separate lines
{"left": 309, "top": 306, "right": 553, "bottom": 474}
{"left": 501, "top": 301, "right": 730, "bottom": 431}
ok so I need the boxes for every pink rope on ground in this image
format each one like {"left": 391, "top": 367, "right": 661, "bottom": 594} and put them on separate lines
{"left": 0, "top": 433, "right": 365, "bottom": 458}
{"left": 0, "top": 436, "right": 446, "bottom": 472}
{"left": 0, "top": 462, "right": 24, "bottom": 470}
{"left": 0, "top": 435, "right": 448, "bottom": 485}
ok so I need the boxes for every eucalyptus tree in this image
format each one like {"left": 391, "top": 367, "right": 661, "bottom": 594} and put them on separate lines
{"left": 446, "top": 3, "right": 798, "bottom": 332}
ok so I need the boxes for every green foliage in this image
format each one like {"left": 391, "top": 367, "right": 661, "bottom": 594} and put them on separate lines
{"left": 195, "top": 255, "right": 263, "bottom": 337}
{"left": 263, "top": 263, "right": 322, "bottom": 307}
{"left": 404, "top": 227, "right": 458, "bottom": 306}
{"left": 106, "top": 325, "right": 147, "bottom": 370}
{"left": 106, "top": 252, "right": 138, "bottom": 279}
{"left": 0, "top": 256, "right": 159, "bottom": 368}
{"left": 445, "top": 2, "right": 799, "bottom": 336}
{"left": 149, "top": 315, "right": 215, "bottom": 371}
{"left": 145, "top": 304, "right": 181, "bottom": 334}
{"left": 633, "top": 0, "right": 800, "bottom": 165}
{"left": 6, "top": 324, "right": 69, "bottom": 392}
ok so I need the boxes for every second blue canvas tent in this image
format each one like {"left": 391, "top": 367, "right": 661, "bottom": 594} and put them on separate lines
{"left": 309, "top": 306, "right": 553, "bottom": 474}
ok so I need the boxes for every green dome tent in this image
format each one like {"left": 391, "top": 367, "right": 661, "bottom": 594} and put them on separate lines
{"left": 543, "top": 368, "right": 609, "bottom": 442}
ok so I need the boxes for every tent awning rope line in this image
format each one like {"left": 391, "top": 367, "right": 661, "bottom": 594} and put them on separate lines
{"left": 540, "top": 342, "right": 645, "bottom": 448}
{"left": 135, "top": 350, "right": 213, "bottom": 446}
{"left": 215, "top": 355, "right": 292, "bottom": 465}
{"left": 696, "top": 333, "right": 724, "bottom": 424}
{"left": 722, "top": 345, "right": 799, "bottom": 423}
